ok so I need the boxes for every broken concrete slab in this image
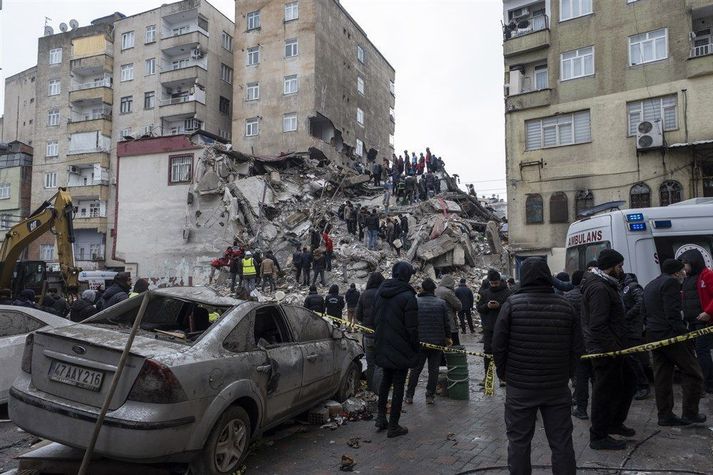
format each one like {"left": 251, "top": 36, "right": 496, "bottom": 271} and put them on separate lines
{"left": 197, "top": 169, "right": 222, "bottom": 194}
{"left": 343, "top": 174, "right": 372, "bottom": 187}
{"left": 232, "top": 176, "right": 275, "bottom": 216}
{"left": 416, "top": 233, "right": 458, "bottom": 262}
{"left": 427, "top": 198, "right": 462, "bottom": 214}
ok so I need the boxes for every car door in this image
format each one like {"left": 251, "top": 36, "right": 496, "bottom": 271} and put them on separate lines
{"left": 0, "top": 310, "right": 47, "bottom": 403}
{"left": 283, "top": 306, "right": 336, "bottom": 403}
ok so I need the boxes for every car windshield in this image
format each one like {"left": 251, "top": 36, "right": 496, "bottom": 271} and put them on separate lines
{"left": 85, "top": 295, "right": 234, "bottom": 344}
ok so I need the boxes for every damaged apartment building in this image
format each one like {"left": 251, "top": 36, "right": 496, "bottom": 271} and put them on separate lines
{"left": 231, "top": 0, "right": 396, "bottom": 167}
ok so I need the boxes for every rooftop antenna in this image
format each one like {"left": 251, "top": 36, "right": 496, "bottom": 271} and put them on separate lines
{"left": 43, "top": 16, "right": 54, "bottom": 36}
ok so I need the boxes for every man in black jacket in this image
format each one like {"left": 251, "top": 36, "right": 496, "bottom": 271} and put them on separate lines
{"left": 301, "top": 248, "right": 313, "bottom": 287}
{"left": 405, "top": 278, "right": 450, "bottom": 405}
{"left": 325, "top": 285, "right": 345, "bottom": 319}
{"left": 493, "top": 258, "right": 581, "bottom": 475}
{"left": 455, "top": 278, "right": 476, "bottom": 333}
{"left": 345, "top": 284, "right": 360, "bottom": 326}
{"left": 642, "top": 259, "right": 705, "bottom": 426}
{"left": 566, "top": 270, "right": 591, "bottom": 420}
{"left": 681, "top": 249, "right": 713, "bottom": 394}
{"left": 581, "top": 249, "right": 635, "bottom": 450}
{"left": 97, "top": 272, "right": 132, "bottom": 311}
{"left": 366, "top": 209, "right": 380, "bottom": 250}
{"left": 622, "top": 273, "right": 651, "bottom": 400}
{"left": 356, "top": 272, "right": 385, "bottom": 392}
{"left": 292, "top": 246, "right": 303, "bottom": 283}
{"left": 374, "top": 262, "right": 419, "bottom": 438}
{"left": 477, "top": 269, "right": 510, "bottom": 384}
{"left": 303, "top": 286, "right": 325, "bottom": 313}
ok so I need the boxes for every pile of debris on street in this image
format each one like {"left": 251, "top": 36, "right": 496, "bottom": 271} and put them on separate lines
{"left": 187, "top": 139, "right": 506, "bottom": 298}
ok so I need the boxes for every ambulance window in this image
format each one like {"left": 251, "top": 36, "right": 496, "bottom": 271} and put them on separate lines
{"left": 565, "top": 241, "right": 611, "bottom": 275}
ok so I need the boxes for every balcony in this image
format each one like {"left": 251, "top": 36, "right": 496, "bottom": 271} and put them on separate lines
{"left": 160, "top": 30, "right": 208, "bottom": 52}
{"left": 687, "top": 7, "right": 713, "bottom": 77}
{"left": 69, "top": 82, "right": 113, "bottom": 105}
{"left": 73, "top": 216, "right": 108, "bottom": 233}
{"left": 161, "top": 23, "right": 209, "bottom": 40}
{"left": 68, "top": 184, "right": 109, "bottom": 201}
{"left": 504, "top": 28, "right": 550, "bottom": 57}
{"left": 68, "top": 116, "right": 112, "bottom": 135}
{"left": 162, "top": 118, "right": 203, "bottom": 136}
{"left": 506, "top": 88, "right": 552, "bottom": 112}
{"left": 70, "top": 54, "right": 113, "bottom": 76}
{"left": 64, "top": 152, "right": 109, "bottom": 168}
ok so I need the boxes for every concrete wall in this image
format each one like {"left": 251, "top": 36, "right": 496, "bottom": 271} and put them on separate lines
{"left": 2, "top": 67, "right": 38, "bottom": 144}
{"left": 503, "top": 0, "right": 713, "bottom": 272}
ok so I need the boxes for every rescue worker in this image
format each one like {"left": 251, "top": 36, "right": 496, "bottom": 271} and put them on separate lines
{"left": 260, "top": 254, "right": 277, "bottom": 293}
{"left": 304, "top": 285, "right": 325, "bottom": 313}
{"left": 312, "top": 248, "right": 327, "bottom": 287}
{"left": 301, "top": 247, "right": 313, "bottom": 286}
{"left": 325, "top": 284, "right": 345, "bottom": 319}
{"left": 241, "top": 251, "right": 257, "bottom": 292}
{"left": 292, "top": 246, "right": 304, "bottom": 283}
{"left": 129, "top": 278, "right": 149, "bottom": 298}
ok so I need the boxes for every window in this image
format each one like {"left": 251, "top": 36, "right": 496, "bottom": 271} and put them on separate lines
{"left": 222, "top": 31, "right": 233, "bottom": 51}
{"left": 283, "top": 113, "right": 298, "bottom": 132}
{"left": 284, "top": 75, "right": 298, "bottom": 94}
{"left": 534, "top": 65, "right": 549, "bottom": 89}
{"left": 170, "top": 155, "right": 193, "bottom": 184}
{"left": 247, "top": 11, "right": 261, "bottom": 30}
{"left": 246, "top": 82, "right": 260, "bottom": 101}
{"left": 389, "top": 134, "right": 395, "bottom": 147}
{"left": 0, "top": 215, "right": 10, "bottom": 229}
{"left": 525, "top": 194, "right": 544, "bottom": 224}
{"left": 40, "top": 245, "right": 55, "bottom": 261}
{"left": 389, "top": 107, "right": 395, "bottom": 122}
{"left": 561, "top": 46, "right": 594, "bottom": 80}
{"left": 49, "top": 48, "right": 62, "bottom": 64}
{"left": 357, "top": 108, "right": 364, "bottom": 126}
{"left": 47, "top": 109, "right": 60, "bottom": 127}
{"left": 121, "top": 31, "right": 134, "bottom": 50}
{"left": 285, "top": 1, "right": 299, "bottom": 21}
{"left": 526, "top": 110, "right": 591, "bottom": 150}
{"left": 355, "top": 139, "right": 364, "bottom": 157}
{"left": 90, "top": 243, "right": 102, "bottom": 259}
{"left": 89, "top": 202, "right": 101, "bottom": 218}
{"left": 172, "top": 58, "right": 189, "bottom": 70}
{"left": 575, "top": 190, "right": 594, "bottom": 217}
{"left": 246, "top": 118, "right": 259, "bottom": 137}
{"left": 285, "top": 39, "right": 299, "bottom": 57}
{"left": 143, "top": 124, "right": 154, "bottom": 136}
{"left": 46, "top": 140, "right": 59, "bottom": 157}
{"left": 560, "top": 0, "right": 592, "bottom": 21}
{"left": 660, "top": 180, "right": 683, "bottom": 206}
{"left": 630, "top": 183, "right": 651, "bottom": 208}
{"left": 220, "top": 64, "right": 233, "bottom": 84}
{"left": 44, "top": 172, "right": 57, "bottom": 189}
{"left": 144, "top": 91, "right": 155, "bottom": 110}
{"left": 145, "top": 58, "right": 156, "bottom": 76}
{"left": 289, "top": 307, "right": 332, "bottom": 341}
{"left": 627, "top": 95, "right": 677, "bottom": 135}
{"left": 549, "top": 192, "right": 569, "bottom": 223}
{"left": 120, "top": 64, "right": 134, "bottom": 82}
{"left": 145, "top": 25, "right": 156, "bottom": 44}
{"left": 48, "top": 79, "right": 61, "bottom": 96}
{"left": 629, "top": 28, "right": 668, "bottom": 65}
{"left": 390, "top": 80, "right": 395, "bottom": 95}
{"left": 357, "top": 44, "right": 365, "bottom": 63}
{"left": 247, "top": 47, "right": 260, "bottom": 66}
{"left": 120, "top": 96, "right": 133, "bottom": 114}
{"left": 120, "top": 128, "right": 132, "bottom": 138}
{"left": 0, "top": 184, "right": 10, "bottom": 200}
{"left": 357, "top": 76, "right": 365, "bottom": 95}
{"left": 219, "top": 96, "right": 230, "bottom": 114}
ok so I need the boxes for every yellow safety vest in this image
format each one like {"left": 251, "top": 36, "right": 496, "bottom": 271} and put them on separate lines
{"left": 209, "top": 311, "right": 220, "bottom": 322}
{"left": 242, "top": 258, "right": 256, "bottom": 277}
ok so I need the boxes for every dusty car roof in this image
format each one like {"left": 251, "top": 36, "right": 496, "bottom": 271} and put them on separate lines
{"left": 0, "top": 305, "right": 73, "bottom": 327}
{"left": 151, "top": 286, "right": 245, "bottom": 307}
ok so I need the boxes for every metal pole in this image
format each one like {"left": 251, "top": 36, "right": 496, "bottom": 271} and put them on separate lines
{"left": 78, "top": 292, "right": 152, "bottom": 475}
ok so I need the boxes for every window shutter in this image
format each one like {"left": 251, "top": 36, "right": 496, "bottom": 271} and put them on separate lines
{"left": 574, "top": 111, "right": 591, "bottom": 143}
{"left": 526, "top": 121, "right": 542, "bottom": 150}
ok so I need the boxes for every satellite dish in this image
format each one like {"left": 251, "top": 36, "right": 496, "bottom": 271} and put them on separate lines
{"left": 59, "top": 22, "right": 68, "bottom": 32}
{"left": 69, "top": 19, "right": 79, "bottom": 30}
{"left": 44, "top": 26, "right": 54, "bottom": 36}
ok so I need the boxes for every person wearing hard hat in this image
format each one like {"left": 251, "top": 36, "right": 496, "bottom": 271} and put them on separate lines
{"left": 242, "top": 251, "right": 257, "bottom": 292}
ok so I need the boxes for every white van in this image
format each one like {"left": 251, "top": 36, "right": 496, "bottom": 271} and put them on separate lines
{"left": 564, "top": 198, "right": 713, "bottom": 287}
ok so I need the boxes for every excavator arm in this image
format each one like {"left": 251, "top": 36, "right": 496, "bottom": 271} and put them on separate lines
{"left": 0, "top": 188, "right": 81, "bottom": 292}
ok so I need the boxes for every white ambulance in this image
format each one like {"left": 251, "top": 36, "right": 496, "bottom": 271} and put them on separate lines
{"left": 564, "top": 198, "right": 713, "bottom": 287}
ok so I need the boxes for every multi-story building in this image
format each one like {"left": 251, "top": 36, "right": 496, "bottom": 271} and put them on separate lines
{"left": 2, "top": 67, "right": 38, "bottom": 145}
{"left": 503, "top": 0, "right": 713, "bottom": 274}
{"left": 0, "top": 141, "right": 33, "bottom": 241}
{"left": 13, "top": 0, "right": 233, "bottom": 270}
{"left": 232, "top": 0, "right": 395, "bottom": 166}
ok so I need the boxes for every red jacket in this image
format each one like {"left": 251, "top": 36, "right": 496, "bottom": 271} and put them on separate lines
{"left": 322, "top": 233, "right": 333, "bottom": 253}
{"left": 699, "top": 268, "right": 713, "bottom": 315}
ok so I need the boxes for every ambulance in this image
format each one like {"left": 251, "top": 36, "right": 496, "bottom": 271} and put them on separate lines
{"left": 564, "top": 198, "right": 713, "bottom": 287}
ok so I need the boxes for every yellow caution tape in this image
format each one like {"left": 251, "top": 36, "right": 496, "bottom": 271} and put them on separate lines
{"left": 582, "top": 325, "right": 713, "bottom": 360}
{"left": 484, "top": 360, "right": 495, "bottom": 397}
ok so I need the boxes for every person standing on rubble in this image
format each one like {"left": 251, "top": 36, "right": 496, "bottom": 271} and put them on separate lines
{"left": 405, "top": 174, "right": 417, "bottom": 205}
{"left": 322, "top": 230, "right": 334, "bottom": 272}
{"left": 425, "top": 147, "right": 432, "bottom": 173}
{"left": 372, "top": 161, "right": 382, "bottom": 187}
{"left": 241, "top": 251, "right": 258, "bottom": 292}
{"left": 477, "top": 270, "right": 511, "bottom": 385}
{"left": 436, "top": 275, "right": 463, "bottom": 345}
{"left": 304, "top": 285, "right": 325, "bottom": 313}
{"left": 366, "top": 209, "right": 380, "bottom": 250}
{"left": 325, "top": 285, "right": 346, "bottom": 320}
{"left": 357, "top": 272, "right": 386, "bottom": 392}
{"left": 345, "top": 202, "right": 357, "bottom": 235}
{"left": 418, "top": 153, "right": 426, "bottom": 175}
{"left": 397, "top": 155, "right": 404, "bottom": 176}
{"left": 310, "top": 227, "right": 321, "bottom": 251}
{"left": 312, "top": 248, "right": 327, "bottom": 287}
{"left": 299, "top": 247, "right": 312, "bottom": 286}
{"left": 358, "top": 206, "right": 368, "bottom": 242}
{"left": 385, "top": 218, "right": 396, "bottom": 252}
{"left": 260, "top": 254, "right": 277, "bottom": 293}
{"left": 345, "top": 283, "right": 360, "bottom": 326}
{"left": 374, "top": 262, "right": 419, "bottom": 438}
{"left": 383, "top": 177, "right": 393, "bottom": 212}
{"left": 455, "top": 278, "right": 476, "bottom": 334}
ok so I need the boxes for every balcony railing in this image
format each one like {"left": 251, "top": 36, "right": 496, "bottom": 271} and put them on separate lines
{"left": 691, "top": 42, "right": 712, "bottom": 58}
{"left": 71, "top": 78, "right": 111, "bottom": 91}
{"left": 160, "top": 57, "right": 208, "bottom": 72}
{"left": 503, "top": 14, "right": 548, "bottom": 41}
{"left": 68, "top": 180, "right": 109, "bottom": 187}
{"left": 161, "top": 24, "right": 208, "bottom": 39}
{"left": 68, "top": 147, "right": 110, "bottom": 155}
{"left": 76, "top": 211, "right": 106, "bottom": 219}
{"left": 69, "top": 111, "right": 112, "bottom": 123}
{"left": 159, "top": 94, "right": 205, "bottom": 106}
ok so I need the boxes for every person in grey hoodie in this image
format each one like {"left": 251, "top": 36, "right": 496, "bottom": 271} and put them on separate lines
{"left": 435, "top": 275, "right": 462, "bottom": 345}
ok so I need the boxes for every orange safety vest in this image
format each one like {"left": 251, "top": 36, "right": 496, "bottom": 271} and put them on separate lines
{"left": 242, "top": 258, "right": 257, "bottom": 277}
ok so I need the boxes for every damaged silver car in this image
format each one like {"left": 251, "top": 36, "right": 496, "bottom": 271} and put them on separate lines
{"left": 9, "top": 287, "right": 363, "bottom": 474}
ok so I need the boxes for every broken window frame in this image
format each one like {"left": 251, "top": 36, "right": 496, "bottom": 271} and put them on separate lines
{"left": 169, "top": 154, "right": 193, "bottom": 185}
{"left": 219, "top": 96, "right": 231, "bottom": 114}
{"left": 630, "top": 182, "right": 651, "bottom": 208}
{"left": 525, "top": 193, "right": 544, "bottom": 224}
{"left": 549, "top": 192, "right": 569, "bottom": 223}
{"left": 245, "top": 117, "right": 259, "bottom": 137}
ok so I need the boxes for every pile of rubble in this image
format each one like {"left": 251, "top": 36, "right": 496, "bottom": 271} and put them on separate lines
{"left": 187, "top": 139, "right": 506, "bottom": 296}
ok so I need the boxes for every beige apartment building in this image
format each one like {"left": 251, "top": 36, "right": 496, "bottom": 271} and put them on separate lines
{"left": 503, "top": 0, "right": 713, "bottom": 274}
{"left": 0, "top": 142, "right": 33, "bottom": 242}
{"left": 2, "top": 67, "right": 38, "bottom": 145}
{"left": 232, "top": 0, "right": 396, "bottom": 166}
{"left": 15, "top": 0, "right": 233, "bottom": 270}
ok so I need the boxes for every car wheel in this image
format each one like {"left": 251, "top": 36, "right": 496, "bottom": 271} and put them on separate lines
{"left": 336, "top": 361, "right": 360, "bottom": 402}
{"left": 190, "top": 406, "right": 251, "bottom": 475}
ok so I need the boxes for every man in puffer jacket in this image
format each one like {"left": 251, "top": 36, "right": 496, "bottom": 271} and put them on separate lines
{"left": 325, "top": 284, "right": 345, "bottom": 319}
{"left": 356, "top": 272, "right": 385, "bottom": 392}
{"left": 374, "top": 262, "right": 419, "bottom": 439}
{"left": 405, "top": 278, "right": 450, "bottom": 405}
{"left": 435, "top": 275, "right": 462, "bottom": 345}
{"left": 96, "top": 272, "right": 131, "bottom": 311}
{"left": 566, "top": 270, "right": 592, "bottom": 420}
{"left": 622, "top": 273, "right": 650, "bottom": 400}
{"left": 681, "top": 249, "right": 713, "bottom": 394}
{"left": 70, "top": 290, "right": 98, "bottom": 322}
{"left": 493, "top": 257, "right": 581, "bottom": 475}
{"left": 477, "top": 269, "right": 511, "bottom": 383}
{"left": 303, "top": 286, "right": 325, "bottom": 313}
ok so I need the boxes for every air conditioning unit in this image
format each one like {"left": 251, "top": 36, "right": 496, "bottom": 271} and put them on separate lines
{"left": 191, "top": 47, "right": 204, "bottom": 59}
{"left": 513, "top": 7, "right": 530, "bottom": 19}
{"left": 636, "top": 120, "right": 664, "bottom": 150}
{"left": 508, "top": 69, "right": 523, "bottom": 95}
{"left": 67, "top": 165, "right": 79, "bottom": 174}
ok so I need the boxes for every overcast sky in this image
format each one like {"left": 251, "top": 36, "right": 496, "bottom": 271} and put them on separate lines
{"left": 0, "top": 0, "right": 506, "bottom": 198}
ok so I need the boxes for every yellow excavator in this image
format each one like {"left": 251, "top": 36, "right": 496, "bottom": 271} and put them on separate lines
{"left": 0, "top": 188, "right": 81, "bottom": 298}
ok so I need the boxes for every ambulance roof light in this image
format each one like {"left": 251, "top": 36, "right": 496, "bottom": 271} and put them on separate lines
{"left": 626, "top": 213, "right": 645, "bottom": 223}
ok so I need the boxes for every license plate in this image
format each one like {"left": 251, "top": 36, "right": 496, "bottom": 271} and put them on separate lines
{"left": 49, "top": 360, "right": 104, "bottom": 391}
